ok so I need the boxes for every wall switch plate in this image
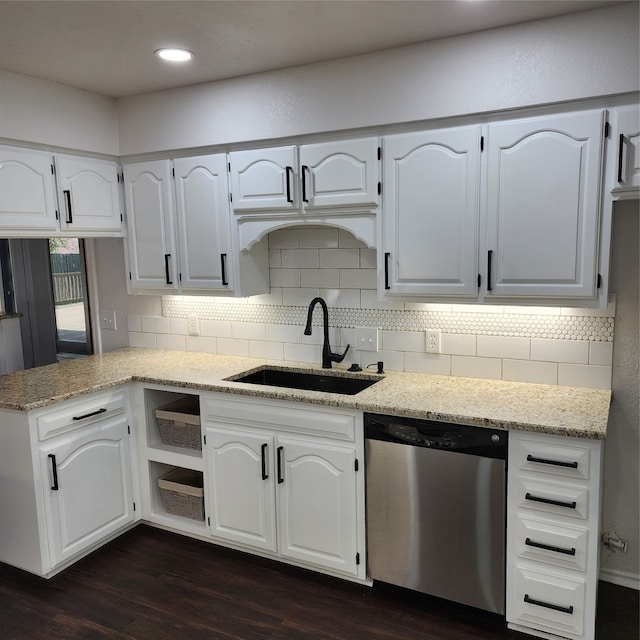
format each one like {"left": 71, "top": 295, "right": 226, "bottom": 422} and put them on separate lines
{"left": 425, "top": 329, "right": 442, "bottom": 353}
{"left": 187, "top": 314, "right": 200, "bottom": 336}
{"left": 356, "top": 327, "right": 379, "bottom": 352}
{"left": 100, "top": 310, "right": 117, "bottom": 331}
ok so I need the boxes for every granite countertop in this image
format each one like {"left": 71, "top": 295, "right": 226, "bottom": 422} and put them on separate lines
{"left": 0, "top": 348, "right": 611, "bottom": 439}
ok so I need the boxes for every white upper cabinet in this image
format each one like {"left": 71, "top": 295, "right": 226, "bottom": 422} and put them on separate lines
{"left": 124, "top": 159, "right": 180, "bottom": 293}
{"left": 610, "top": 104, "right": 640, "bottom": 199}
{"left": 0, "top": 146, "right": 59, "bottom": 232}
{"left": 174, "top": 155, "right": 233, "bottom": 291}
{"left": 55, "top": 155, "right": 122, "bottom": 233}
{"left": 381, "top": 126, "right": 482, "bottom": 298}
{"left": 485, "top": 110, "right": 605, "bottom": 301}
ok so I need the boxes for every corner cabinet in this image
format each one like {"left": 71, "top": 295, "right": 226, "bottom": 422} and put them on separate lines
{"left": 506, "top": 430, "right": 603, "bottom": 640}
{"left": 123, "top": 156, "right": 268, "bottom": 296}
{"left": 0, "top": 388, "right": 138, "bottom": 577}
{"left": 229, "top": 138, "right": 380, "bottom": 250}
{"left": 202, "top": 393, "right": 365, "bottom": 581}
{"left": 0, "top": 145, "right": 124, "bottom": 237}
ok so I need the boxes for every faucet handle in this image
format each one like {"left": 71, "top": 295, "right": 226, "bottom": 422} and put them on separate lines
{"left": 331, "top": 344, "right": 350, "bottom": 364}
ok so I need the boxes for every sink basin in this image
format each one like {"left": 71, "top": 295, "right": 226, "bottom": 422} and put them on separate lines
{"left": 229, "top": 367, "right": 381, "bottom": 395}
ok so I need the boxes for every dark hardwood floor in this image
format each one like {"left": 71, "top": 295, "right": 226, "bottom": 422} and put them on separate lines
{"left": 0, "top": 525, "right": 637, "bottom": 640}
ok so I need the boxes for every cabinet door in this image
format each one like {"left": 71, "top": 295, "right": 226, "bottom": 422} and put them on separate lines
{"left": 39, "top": 415, "right": 135, "bottom": 567}
{"left": 123, "top": 160, "right": 179, "bottom": 292}
{"left": 206, "top": 426, "right": 277, "bottom": 552}
{"left": 485, "top": 110, "right": 605, "bottom": 300}
{"left": 382, "top": 126, "right": 481, "bottom": 297}
{"left": 55, "top": 155, "right": 122, "bottom": 233}
{"left": 174, "top": 155, "right": 233, "bottom": 291}
{"left": 229, "top": 146, "right": 297, "bottom": 211}
{"left": 277, "top": 437, "right": 358, "bottom": 576}
{"left": 613, "top": 105, "right": 640, "bottom": 191}
{"left": 0, "top": 146, "right": 59, "bottom": 232}
{"left": 299, "top": 138, "right": 379, "bottom": 209}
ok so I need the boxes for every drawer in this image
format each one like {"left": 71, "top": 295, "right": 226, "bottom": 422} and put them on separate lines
{"left": 511, "top": 434, "right": 591, "bottom": 481}
{"left": 513, "top": 516, "right": 588, "bottom": 572}
{"left": 508, "top": 565, "right": 585, "bottom": 638}
{"left": 201, "top": 395, "right": 356, "bottom": 440}
{"left": 37, "top": 391, "right": 127, "bottom": 441}
{"left": 513, "top": 476, "right": 589, "bottom": 521}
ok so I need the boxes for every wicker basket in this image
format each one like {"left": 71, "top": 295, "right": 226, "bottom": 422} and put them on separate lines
{"left": 155, "top": 396, "right": 201, "bottom": 450}
{"left": 158, "top": 468, "right": 205, "bottom": 521}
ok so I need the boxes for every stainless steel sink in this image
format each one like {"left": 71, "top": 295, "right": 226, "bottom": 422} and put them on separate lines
{"left": 228, "top": 367, "right": 381, "bottom": 395}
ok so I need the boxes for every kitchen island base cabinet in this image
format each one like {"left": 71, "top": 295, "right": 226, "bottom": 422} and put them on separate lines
{"left": 203, "top": 394, "right": 365, "bottom": 581}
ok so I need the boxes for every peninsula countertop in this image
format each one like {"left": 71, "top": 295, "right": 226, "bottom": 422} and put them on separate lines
{"left": 0, "top": 348, "right": 610, "bottom": 439}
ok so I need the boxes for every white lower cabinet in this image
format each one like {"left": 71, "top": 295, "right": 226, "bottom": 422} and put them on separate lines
{"left": 203, "top": 393, "right": 365, "bottom": 580}
{"left": 506, "top": 430, "right": 603, "bottom": 640}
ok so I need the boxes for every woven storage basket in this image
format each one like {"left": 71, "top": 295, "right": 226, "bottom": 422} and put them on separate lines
{"left": 155, "top": 396, "right": 201, "bottom": 450}
{"left": 158, "top": 468, "right": 205, "bottom": 521}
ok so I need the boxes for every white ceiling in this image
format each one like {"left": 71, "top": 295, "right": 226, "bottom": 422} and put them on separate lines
{"left": 0, "top": 0, "right": 623, "bottom": 98}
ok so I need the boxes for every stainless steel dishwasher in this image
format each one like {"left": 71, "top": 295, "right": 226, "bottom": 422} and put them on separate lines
{"left": 365, "top": 413, "right": 507, "bottom": 614}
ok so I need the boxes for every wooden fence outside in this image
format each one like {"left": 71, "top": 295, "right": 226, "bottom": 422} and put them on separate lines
{"left": 52, "top": 272, "right": 83, "bottom": 304}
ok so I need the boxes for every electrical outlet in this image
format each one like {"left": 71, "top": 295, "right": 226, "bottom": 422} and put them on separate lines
{"left": 425, "top": 329, "right": 441, "bottom": 354}
{"left": 100, "top": 310, "right": 117, "bottom": 331}
{"left": 355, "top": 327, "right": 379, "bottom": 352}
{"left": 187, "top": 314, "right": 200, "bottom": 336}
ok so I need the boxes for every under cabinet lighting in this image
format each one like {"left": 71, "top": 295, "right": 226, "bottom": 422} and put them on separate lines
{"left": 155, "top": 48, "right": 193, "bottom": 62}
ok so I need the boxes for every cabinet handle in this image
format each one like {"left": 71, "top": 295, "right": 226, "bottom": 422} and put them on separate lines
{"left": 72, "top": 407, "right": 107, "bottom": 421}
{"left": 277, "top": 446, "right": 284, "bottom": 484}
{"left": 220, "top": 253, "right": 228, "bottom": 286}
{"left": 164, "top": 254, "right": 173, "bottom": 285}
{"left": 384, "top": 252, "right": 391, "bottom": 290}
{"left": 525, "top": 537, "right": 577, "bottom": 556}
{"left": 526, "top": 454, "right": 578, "bottom": 469}
{"left": 301, "top": 165, "right": 309, "bottom": 203}
{"left": 63, "top": 190, "right": 73, "bottom": 224}
{"left": 285, "top": 166, "right": 294, "bottom": 203}
{"left": 524, "top": 594, "right": 574, "bottom": 615}
{"left": 525, "top": 492, "right": 577, "bottom": 510}
{"left": 261, "top": 443, "right": 268, "bottom": 480}
{"left": 618, "top": 133, "right": 625, "bottom": 183}
{"left": 487, "top": 250, "right": 493, "bottom": 292}
{"left": 48, "top": 454, "right": 59, "bottom": 491}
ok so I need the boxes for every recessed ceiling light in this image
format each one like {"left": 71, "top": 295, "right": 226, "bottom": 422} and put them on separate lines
{"left": 155, "top": 48, "right": 193, "bottom": 63}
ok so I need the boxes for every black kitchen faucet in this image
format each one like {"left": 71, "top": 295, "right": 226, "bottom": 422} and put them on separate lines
{"left": 303, "top": 297, "right": 350, "bottom": 369}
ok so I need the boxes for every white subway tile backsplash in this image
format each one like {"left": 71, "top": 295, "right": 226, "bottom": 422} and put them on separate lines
{"left": 589, "top": 341, "right": 614, "bottom": 366}
{"left": 282, "top": 249, "right": 318, "bottom": 268}
{"left": 359, "top": 248, "right": 377, "bottom": 269}
{"left": 477, "top": 335, "right": 530, "bottom": 360}
{"left": 361, "top": 289, "right": 405, "bottom": 310}
{"left": 266, "top": 324, "right": 301, "bottom": 343}
{"left": 404, "top": 302, "right": 453, "bottom": 312}
{"left": 382, "top": 330, "right": 424, "bottom": 353}
{"left": 283, "top": 287, "right": 320, "bottom": 306}
{"left": 338, "top": 230, "right": 366, "bottom": 248}
{"left": 373, "top": 350, "right": 405, "bottom": 373}
{"left": 249, "top": 340, "right": 284, "bottom": 361}
{"left": 300, "top": 228, "right": 339, "bottom": 249}
{"left": 451, "top": 356, "right": 502, "bottom": 380}
{"left": 217, "top": 337, "right": 250, "bottom": 357}
{"left": 502, "top": 359, "right": 558, "bottom": 385}
{"left": 127, "top": 315, "right": 142, "bottom": 332}
{"left": 232, "top": 321, "right": 266, "bottom": 340}
{"left": 269, "top": 228, "right": 299, "bottom": 249}
{"left": 186, "top": 336, "right": 217, "bottom": 353}
{"left": 245, "top": 289, "right": 284, "bottom": 305}
{"left": 170, "top": 317, "right": 189, "bottom": 335}
{"left": 269, "top": 250, "right": 282, "bottom": 268}
{"left": 531, "top": 339, "right": 589, "bottom": 364}
{"left": 129, "top": 332, "right": 157, "bottom": 349}
{"left": 405, "top": 353, "right": 451, "bottom": 376}
{"left": 141, "top": 316, "right": 171, "bottom": 334}
{"left": 319, "top": 248, "right": 360, "bottom": 269}
{"left": 301, "top": 269, "right": 340, "bottom": 288}
{"left": 156, "top": 334, "right": 186, "bottom": 351}
{"left": 441, "top": 333, "right": 476, "bottom": 356}
{"left": 558, "top": 364, "right": 612, "bottom": 389}
{"left": 319, "top": 289, "right": 361, "bottom": 308}
{"left": 200, "top": 319, "right": 233, "bottom": 338}
{"left": 339, "top": 269, "right": 377, "bottom": 289}
{"left": 283, "top": 342, "right": 320, "bottom": 364}
{"left": 270, "top": 264, "right": 302, "bottom": 286}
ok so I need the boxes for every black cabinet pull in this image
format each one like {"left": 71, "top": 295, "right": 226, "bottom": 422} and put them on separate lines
{"left": 618, "top": 133, "right": 625, "bottom": 183}
{"left": 301, "top": 165, "right": 309, "bottom": 203}
{"left": 487, "top": 250, "right": 493, "bottom": 291}
{"left": 525, "top": 537, "right": 576, "bottom": 556}
{"left": 164, "top": 254, "right": 173, "bottom": 285}
{"left": 285, "top": 166, "right": 294, "bottom": 203}
{"left": 261, "top": 443, "right": 268, "bottom": 480}
{"left": 63, "top": 190, "right": 73, "bottom": 224}
{"left": 277, "top": 446, "right": 284, "bottom": 484}
{"left": 48, "top": 454, "right": 59, "bottom": 491}
{"left": 527, "top": 454, "right": 578, "bottom": 469}
{"left": 220, "top": 253, "right": 228, "bottom": 286}
{"left": 72, "top": 407, "right": 107, "bottom": 421}
{"left": 524, "top": 594, "right": 574, "bottom": 615}
{"left": 525, "top": 492, "right": 577, "bottom": 510}
{"left": 384, "top": 252, "right": 391, "bottom": 290}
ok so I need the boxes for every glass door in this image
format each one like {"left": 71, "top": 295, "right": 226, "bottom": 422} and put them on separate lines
{"left": 49, "top": 238, "right": 92, "bottom": 357}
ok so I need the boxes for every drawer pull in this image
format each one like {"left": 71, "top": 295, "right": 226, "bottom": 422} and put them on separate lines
{"left": 525, "top": 537, "right": 576, "bottom": 556}
{"left": 277, "top": 446, "right": 284, "bottom": 484}
{"left": 48, "top": 454, "right": 59, "bottom": 491}
{"left": 527, "top": 454, "right": 578, "bottom": 469}
{"left": 72, "top": 408, "right": 107, "bottom": 421}
{"left": 524, "top": 594, "right": 574, "bottom": 615}
{"left": 525, "top": 492, "right": 577, "bottom": 510}
{"left": 261, "top": 443, "right": 268, "bottom": 481}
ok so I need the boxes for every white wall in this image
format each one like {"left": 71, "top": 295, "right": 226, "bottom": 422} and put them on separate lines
{"left": 117, "top": 3, "right": 640, "bottom": 155}
{"left": 0, "top": 70, "right": 118, "bottom": 155}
